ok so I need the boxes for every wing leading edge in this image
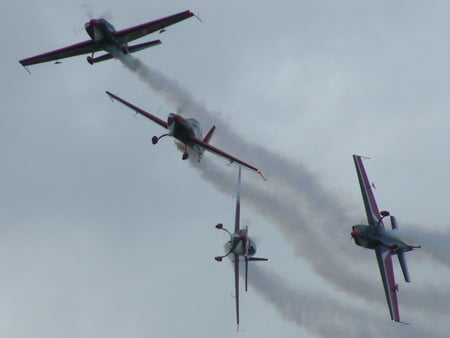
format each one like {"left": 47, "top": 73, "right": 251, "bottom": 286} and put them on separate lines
{"left": 234, "top": 253, "right": 240, "bottom": 330}
{"left": 19, "top": 40, "right": 98, "bottom": 67}
{"left": 190, "top": 138, "right": 264, "bottom": 177}
{"left": 106, "top": 91, "right": 168, "bottom": 128}
{"left": 114, "top": 10, "right": 195, "bottom": 43}
{"left": 353, "top": 155, "right": 383, "bottom": 228}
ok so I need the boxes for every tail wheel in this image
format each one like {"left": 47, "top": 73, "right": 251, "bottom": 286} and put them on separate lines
{"left": 182, "top": 152, "right": 189, "bottom": 160}
{"left": 151, "top": 136, "right": 158, "bottom": 145}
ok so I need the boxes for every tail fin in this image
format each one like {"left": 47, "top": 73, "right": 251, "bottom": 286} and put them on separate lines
{"left": 390, "top": 216, "right": 399, "bottom": 230}
{"left": 398, "top": 252, "right": 411, "bottom": 282}
{"left": 203, "top": 125, "right": 216, "bottom": 144}
{"left": 244, "top": 256, "right": 268, "bottom": 292}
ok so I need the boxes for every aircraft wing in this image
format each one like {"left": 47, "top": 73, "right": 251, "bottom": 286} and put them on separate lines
{"left": 353, "top": 155, "right": 384, "bottom": 228}
{"left": 234, "top": 253, "right": 240, "bottom": 330}
{"left": 106, "top": 91, "right": 168, "bottom": 129}
{"left": 19, "top": 40, "right": 98, "bottom": 67}
{"left": 114, "top": 10, "right": 194, "bottom": 43}
{"left": 190, "top": 137, "right": 264, "bottom": 178}
{"left": 375, "top": 246, "right": 400, "bottom": 322}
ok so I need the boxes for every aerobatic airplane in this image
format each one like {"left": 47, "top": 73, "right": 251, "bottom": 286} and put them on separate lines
{"left": 351, "top": 155, "right": 420, "bottom": 323}
{"left": 106, "top": 91, "right": 265, "bottom": 178}
{"left": 214, "top": 166, "right": 268, "bottom": 330}
{"left": 19, "top": 10, "right": 194, "bottom": 67}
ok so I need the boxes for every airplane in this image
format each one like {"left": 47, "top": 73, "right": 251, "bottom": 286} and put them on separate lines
{"left": 105, "top": 91, "right": 265, "bottom": 179}
{"left": 19, "top": 10, "right": 194, "bottom": 67}
{"left": 214, "top": 166, "right": 268, "bottom": 330}
{"left": 351, "top": 154, "right": 420, "bottom": 323}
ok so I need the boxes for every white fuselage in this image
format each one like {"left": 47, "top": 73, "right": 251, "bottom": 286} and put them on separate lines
{"left": 351, "top": 224, "right": 416, "bottom": 253}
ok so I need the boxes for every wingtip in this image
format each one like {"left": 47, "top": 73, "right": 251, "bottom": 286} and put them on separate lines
{"left": 353, "top": 154, "right": 371, "bottom": 160}
{"left": 189, "top": 10, "right": 202, "bottom": 22}
{"left": 257, "top": 170, "right": 267, "bottom": 181}
{"left": 19, "top": 61, "right": 31, "bottom": 74}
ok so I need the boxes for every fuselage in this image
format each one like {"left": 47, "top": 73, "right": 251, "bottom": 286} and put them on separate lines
{"left": 167, "top": 113, "right": 204, "bottom": 155}
{"left": 225, "top": 230, "right": 257, "bottom": 257}
{"left": 351, "top": 224, "right": 416, "bottom": 253}
{"left": 84, "top": 19, "right": 124, "bottom": 52}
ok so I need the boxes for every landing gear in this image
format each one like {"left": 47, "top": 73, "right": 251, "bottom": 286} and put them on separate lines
{"left": 151, "top": 133, "right": 168, "bottom": 145}
{"left": 87, "top": 51, "right": 95, "bottom": 65}
{"left": 181, "top": 144, "right": 189, "bottom": 160}
{"left": 214, "top": 223, "right": 233, "bottom": 262}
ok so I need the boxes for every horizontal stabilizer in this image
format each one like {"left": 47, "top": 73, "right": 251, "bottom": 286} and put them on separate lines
{"left": 244, "top": 256, "right": 268, "bottom": 292}
{"left": 127, "top": 39, "right": 162, "bottom": 53}
{"left": 397, "top": 251, "right": 411, "bottom": 282}
{"left": 88, "top": 53, "right": 114, "bottom": 64}
{"left": 247, "top": 257, "right": 268, "bottom": 262}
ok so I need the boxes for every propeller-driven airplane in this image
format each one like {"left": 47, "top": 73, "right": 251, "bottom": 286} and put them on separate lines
{"left": 19, "top": 10, "right": 194, "bottom": 67}
{"left": 105, "top": 91, "right": 265, "bottom": 178}
{"left": 351, "top": 155, "right": 420, "bottom": 323}
{"left": 214, "top": 166, "right": 268, "bottom": 330}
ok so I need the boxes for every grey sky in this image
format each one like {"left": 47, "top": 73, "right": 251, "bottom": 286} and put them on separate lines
{"left": 2, "top": 1, "right": 450, "bottom": 337}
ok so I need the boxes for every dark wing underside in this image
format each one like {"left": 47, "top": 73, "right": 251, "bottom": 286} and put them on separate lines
{"left": 234, "top": 253, "right": 240, "bottom": 330}
{"left": 19, "top": 40, "right": 98, "bottom": 67}
{"left": 106, "top": 91, "right": 168, "bottom": 129}
{"left": 114, "top": 10, "right": 194, "bottom": 43}
{"left": 190, "top": 137, "right": 263, "bottom": 176}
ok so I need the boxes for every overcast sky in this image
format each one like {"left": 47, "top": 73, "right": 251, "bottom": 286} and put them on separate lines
{"left": 2, "top": 1, "right": 450, "bottom": 337}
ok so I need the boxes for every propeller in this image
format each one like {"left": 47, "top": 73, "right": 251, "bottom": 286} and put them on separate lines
{"left": 81, "top": 3, "right": 113, "bottom": 21}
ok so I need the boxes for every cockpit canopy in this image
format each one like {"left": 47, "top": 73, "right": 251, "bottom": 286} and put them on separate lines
{"left": 186, "top": 118, "right": 202, "bottom": 138}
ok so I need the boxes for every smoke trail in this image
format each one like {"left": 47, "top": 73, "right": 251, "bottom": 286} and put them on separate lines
{"left": 188, "top": 155, "right": 450, "bottom": 315}
{"left": 248, "top": 265, "right": 438, "bottom": 338}
{"left": 116, "top": 54, "right": 450, "bottom": 317}
{"left": 119, "top": 53, "right": 450, "bottom": 260}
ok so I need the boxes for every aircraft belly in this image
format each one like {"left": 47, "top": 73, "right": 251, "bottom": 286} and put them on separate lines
{"left": 92, "top": 27, "right": 104, "bottom": 42}
{"left": 354, "top": 237, "right": 377, "bottom": 249}
{"left": 232, "top": 241, "right": 245, "bottom": 255}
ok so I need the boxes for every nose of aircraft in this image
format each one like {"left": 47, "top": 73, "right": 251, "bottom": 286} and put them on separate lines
{"left": 167, "top": 113, "right": 181, "bottom": 126}
{"left": 351, "top": 229, "right": 359, "bottom": 238}
{"left": 84, "top": 19, "right": 98, "bottom": 28}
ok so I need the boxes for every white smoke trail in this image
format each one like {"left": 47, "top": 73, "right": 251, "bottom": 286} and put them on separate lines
{"left": 115, "top": 54, "right": 450, "bottom": 323}
{"left": 248, "top": 265, "right": 438, "bottom": 338}
{"left": 187, "top": 155, "right": 450, "bottom": 315}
